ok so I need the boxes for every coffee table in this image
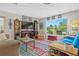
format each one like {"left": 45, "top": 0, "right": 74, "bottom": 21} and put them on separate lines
{"left": 20, "top": 38, "right": 35, "bottom": 52}
{"left": 48, "top": 42, "right": 77, "bottom": 56}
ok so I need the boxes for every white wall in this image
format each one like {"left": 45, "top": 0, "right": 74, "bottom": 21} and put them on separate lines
{"left": 0, "top": 10, "right": 38, "bottom": 40}
{"left": 38, "top": 18, "right": 47, "bottom": 39}
{"left": 0, "top": 10, "right": 22, "bottom": 40}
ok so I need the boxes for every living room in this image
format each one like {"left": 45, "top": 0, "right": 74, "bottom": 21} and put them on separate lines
{"left": 0, "top": 3, "right": 79, "bottom": 56}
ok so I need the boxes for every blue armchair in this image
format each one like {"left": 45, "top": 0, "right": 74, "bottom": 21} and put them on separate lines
{"left": 72, "top": 33, "right": 79, "bottom": 56}
{"left": 61, "top": 33, "right": 79, "bottom": 56}
{"left": 61, "top": 36, "right": 74, "bottom": 44}
{"left": 72, "top": 33, "right": 79, "bottom": 48}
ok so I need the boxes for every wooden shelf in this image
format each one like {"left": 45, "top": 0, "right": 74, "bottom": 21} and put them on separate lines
{"left": 48, "top": 53, "right": 59, "bottom": 56}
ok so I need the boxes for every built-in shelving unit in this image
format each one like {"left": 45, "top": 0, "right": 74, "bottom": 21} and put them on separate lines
{"left": 21, "top": 21, "right": 34, "bottom": 38}
{"left": 14, "top": 19, "right": 38, "bottom": 39}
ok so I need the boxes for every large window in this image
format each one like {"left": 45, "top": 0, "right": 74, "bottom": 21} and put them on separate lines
{"left": 71, "top": 19, "right": 79, "bottom": 35}
{"left": 46, "top": 18, "right": 67, "bottom": 35}
{"left": 0, "top": 16, "right": 5, "bottom": 33}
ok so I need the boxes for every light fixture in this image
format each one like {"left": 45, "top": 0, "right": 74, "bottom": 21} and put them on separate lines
{"left": 43, "top": 3, "right": 51, "bottom": 5}
{"left": 12, "top": 3, "right": 18, "bottom": 5}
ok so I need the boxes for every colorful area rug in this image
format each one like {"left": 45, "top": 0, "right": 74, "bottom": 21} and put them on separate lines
{"left": 36, "top": 40, "right": 53, "bottom": 45}
{"left": 20, "top": 40, "right": 51, "bottom": 56}
{"left": 27, "top": 42, "right": 48, "bottom": 56}
{"left": 20, "top": 43, "right": 48, "bottom": 56}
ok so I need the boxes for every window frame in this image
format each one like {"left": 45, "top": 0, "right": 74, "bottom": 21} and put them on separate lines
{"left": 0, "top": 16, "right": 5, "bottom": 33}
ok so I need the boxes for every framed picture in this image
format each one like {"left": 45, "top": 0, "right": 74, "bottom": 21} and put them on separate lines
{"left": 39, "top": 22, "right": 43, "bottom": 29}
{"left": 47, "top": 17, "right": 50, "bottom": 20}
{"left": 9, "top": 19, "right": 12, "bottom": 29}
{"left": 22, "top": 16, "right": 28, "bottom": 20}
{"left": 29, "top": 17, "right": 32, "bottom": 21}
{"left": 52, "top": 16, "right": 55, "bottom": 19}
{"left": 58, "top": 14, "right": 62, "bottom": 18}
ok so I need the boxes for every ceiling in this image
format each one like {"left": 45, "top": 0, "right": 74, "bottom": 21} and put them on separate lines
{"left": 0, "top": 3, "right": 79, "bottom": 18}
